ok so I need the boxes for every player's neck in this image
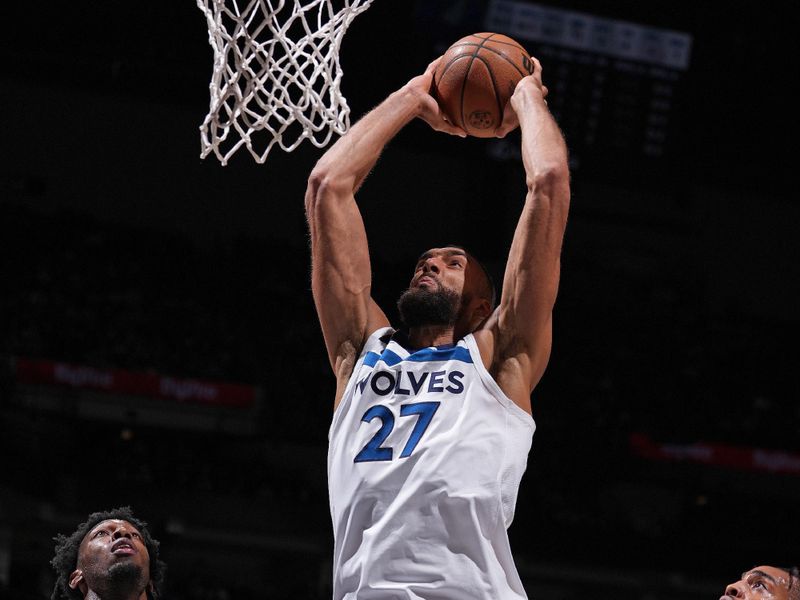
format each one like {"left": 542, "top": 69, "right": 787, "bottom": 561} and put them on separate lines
{"left": 406, "top": 325, "right": 456, "bottom": 350}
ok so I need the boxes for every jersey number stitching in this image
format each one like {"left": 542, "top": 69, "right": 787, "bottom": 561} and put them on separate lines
{"left": 353, "top": 402, "right": 441, "bottom": 463}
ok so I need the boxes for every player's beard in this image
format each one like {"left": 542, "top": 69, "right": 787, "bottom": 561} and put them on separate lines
{"left": 397, "top": 282, "right": 461, "bottom": 329}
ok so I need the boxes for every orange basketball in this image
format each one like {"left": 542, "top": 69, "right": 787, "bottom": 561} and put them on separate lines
{"left": 433, "top": 33, "right": 534, "bottom": 137}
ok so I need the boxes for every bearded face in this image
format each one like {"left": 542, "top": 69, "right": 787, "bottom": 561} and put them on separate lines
{"left": 397, "top": 280, "right": 462, "bottom": 329}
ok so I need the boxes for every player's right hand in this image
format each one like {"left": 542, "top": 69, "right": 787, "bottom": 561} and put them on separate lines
{"left": 405, "top": 58, "right": 467, "bottom": 138}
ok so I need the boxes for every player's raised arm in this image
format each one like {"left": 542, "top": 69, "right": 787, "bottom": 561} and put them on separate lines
{"left": 305, "top": 59, "right": 464, "bottom": 390}
{"left": 486, "top": 57, "right": 570, "bottom": 411}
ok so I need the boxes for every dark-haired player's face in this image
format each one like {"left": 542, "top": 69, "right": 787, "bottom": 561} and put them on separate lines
{"left": 72, "top": 519, "right": 151, "bottom": 596}
{"left": 397, "top": 248, "right": 470, "bottom": 328}
{"left": 721, "top": 566, "right": 793, "bottom": 600}
{"left": 398, "top": 246, "right": 491, "bottom": 330}
{"left": 411, "top": 248, "right": 469, "bottom": 294}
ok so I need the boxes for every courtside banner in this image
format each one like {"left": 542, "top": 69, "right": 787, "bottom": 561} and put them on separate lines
{"left": 14, "top": 358, "right": 256, "bottom": 409}
{"left": 630, "top": 432, "right": 800, "bottom": 476}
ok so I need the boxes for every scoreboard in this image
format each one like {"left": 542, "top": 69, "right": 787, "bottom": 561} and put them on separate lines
{"left": 417, "top": 0, "right": 694, "bottom": 186}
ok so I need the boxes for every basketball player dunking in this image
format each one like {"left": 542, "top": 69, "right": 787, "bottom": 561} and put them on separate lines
{"left": 306, "top": 55, "right": 569, "bottom": 599}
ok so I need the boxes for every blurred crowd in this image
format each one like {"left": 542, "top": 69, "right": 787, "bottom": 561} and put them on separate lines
{"left": 3, "top": 203, "right": 796, "bottom": 448}
{"left": 1, "top": 204, "right": 798, "bottom": 598}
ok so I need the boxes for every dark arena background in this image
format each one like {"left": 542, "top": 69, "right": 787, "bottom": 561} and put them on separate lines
{"left": 1, "top": 1, "right": 798, "bottom": 598}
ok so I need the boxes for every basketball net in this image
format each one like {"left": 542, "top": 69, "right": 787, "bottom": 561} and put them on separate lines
{"left": 196, "top": 0, "right": 374, "bottom": 165}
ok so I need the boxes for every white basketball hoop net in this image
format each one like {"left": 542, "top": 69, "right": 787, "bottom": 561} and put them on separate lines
{"left": 196, "top": 0, "right": 374, "bottom": 164}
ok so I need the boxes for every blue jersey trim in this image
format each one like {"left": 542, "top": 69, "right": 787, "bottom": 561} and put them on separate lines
{"left": 363, "top": 345, "right": 473, "bottom": 367}
{"left": 409, "top": 346, "right": 473, "bottom": 363}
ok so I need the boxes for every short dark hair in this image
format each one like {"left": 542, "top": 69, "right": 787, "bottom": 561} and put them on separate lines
{"left": 51, "top": 507, "right": 165, "bottom": 600}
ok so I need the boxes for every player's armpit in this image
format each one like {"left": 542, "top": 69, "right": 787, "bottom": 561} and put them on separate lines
{"left": 494, "top": 311, "right": 554, "bottom": 395}
{"left": 474, "top": 309, "right": 552, "bottom": 414}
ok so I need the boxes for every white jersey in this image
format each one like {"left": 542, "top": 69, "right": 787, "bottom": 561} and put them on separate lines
{"left": 328, "top": 327, "right": 535, "bottom": 600}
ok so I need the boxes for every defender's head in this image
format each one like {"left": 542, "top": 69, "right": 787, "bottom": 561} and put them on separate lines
{"left": 397, "top": 245, "right": 495, "bottom": 333}
{"left": 51, "top": 507, "right": 165, "bottom": 600}
{"left": 721, "top": 566, "right": 800, "bottom": 600}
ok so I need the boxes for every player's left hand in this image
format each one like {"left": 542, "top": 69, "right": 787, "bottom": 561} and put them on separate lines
{"left": 495, "top": 56, "right": 548, "bottom": 138}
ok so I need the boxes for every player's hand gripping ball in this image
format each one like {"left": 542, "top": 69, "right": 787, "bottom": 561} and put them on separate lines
{"left": 433, "top": 32, "right": 534, "bottom": 137}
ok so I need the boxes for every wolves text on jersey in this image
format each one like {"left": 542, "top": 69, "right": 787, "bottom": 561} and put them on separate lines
{"left": 355, "top": 368, "right": 465, "bottom": 397}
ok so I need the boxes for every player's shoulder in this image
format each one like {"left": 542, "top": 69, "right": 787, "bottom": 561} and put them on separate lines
{"left": 362, "top": 325, "right": 396, "bottom": 355}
